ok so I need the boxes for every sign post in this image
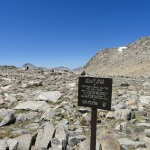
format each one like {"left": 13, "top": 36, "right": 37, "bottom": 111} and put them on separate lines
{"left": 90, "top": 108, "right": 97, "bottom": 150}
{"left": 78, "top": 77, "right": 112, "bottom": 150}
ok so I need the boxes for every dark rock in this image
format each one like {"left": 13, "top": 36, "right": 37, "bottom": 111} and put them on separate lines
{"left": 0, "top": 112, "right": 16, "bottom": 127}
{"left": 80, "top": 71, "right": 86, "bottom": 76}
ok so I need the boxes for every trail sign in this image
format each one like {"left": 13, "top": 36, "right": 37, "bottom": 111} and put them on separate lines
{"left": 78, "top": 76, "right": 113, "bottom": 150}
{"left": 78, "top": 76, "right": 112, "bottom": 110}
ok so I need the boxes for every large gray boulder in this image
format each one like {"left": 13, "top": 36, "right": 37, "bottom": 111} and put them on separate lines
{"left": 25, "top": 123, "right": 39, "bottom": 130}
{"left": 40, "top": 108, "right": 55, "bottom": 121}
{"left": 51, "top": 124, "right": 68, "bottom": 150}
{"left": 0, "top": 112, "right": 16, "bottom": 127}
{"left": 114, "top": 109, "right": 133, "bottom": 120}
{"left": 15, "top": 134, "right": 32, "bottom": 150}
{"left": 106, "top": 109, "right": 134, "bottom": 121}
{"left": 24, "top": 90, "right": 42, "bottom": 101}
{"left": 34, "top": 122, "right": 55, "bottom": 149}
{"left": 16, "top": 112, "right": 38, "bottom": 122}
{"left": 0, "top": 109, "right": 15, "bottom": 118}
{"left": 37, "top": 91, "right": 61, "bottom": 103}
{"left": 14, "top": 101, "right": 49, "bottom": 112}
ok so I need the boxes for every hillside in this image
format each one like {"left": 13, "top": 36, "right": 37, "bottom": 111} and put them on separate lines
{"left": 82, "top": 36, "right": 150, "bottom": 77}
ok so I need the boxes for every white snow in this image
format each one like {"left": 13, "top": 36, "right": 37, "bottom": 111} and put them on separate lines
{"left": 118, "top": 46, "right": 127, "bottom": 52}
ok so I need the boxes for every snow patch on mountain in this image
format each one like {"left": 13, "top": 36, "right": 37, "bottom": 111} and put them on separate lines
{"left": 118, "top": 46, "right": 127, "bottom": 52}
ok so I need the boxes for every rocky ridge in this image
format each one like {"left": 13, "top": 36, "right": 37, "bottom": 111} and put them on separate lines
{"left": 51, "top": 66, "right": 71, "bottom": 71}
{"left": 0, "top": 65, "right": 17, "bottom": 71}
{"left": 0, "top": 67, "right": 150, "bottom": 150}
{"left": 81, "top": 36, "right": 150, "bottom": 77}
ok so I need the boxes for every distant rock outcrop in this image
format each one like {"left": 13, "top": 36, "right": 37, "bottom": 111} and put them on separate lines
{"left": 0, "top": 65, "right": 17, "bottom": 70}
{"left": 21, "top": 63, "right": 37, "bottom": 70}
{"left": 81, "top": 36, "right": 150, "bottom": 77}
{"left": 51, "top": 66, "right": 70, "bottom": 71}
{"left": 73, "top": 66, "right": 83, "bottom": 71}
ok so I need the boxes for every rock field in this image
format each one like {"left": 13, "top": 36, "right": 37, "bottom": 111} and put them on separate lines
{"left": 0, "top": 66, "right": 150, "bottom": 150}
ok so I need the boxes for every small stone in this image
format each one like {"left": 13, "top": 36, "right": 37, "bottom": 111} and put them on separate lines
{"left": 79, "top": 138, "right": 100, "bottom": 150}
{"left": 0, "top": 98, "right": 5, "bottom": 105}
{"left": 128, "top": 85, "right": 136, "bottom": 90}
{"left": 106, "top": 111, "right": 114, "bottom": 119}
{"left": 68, "top": 125, "right": 76, "bottom": 131}
{"left": 145, "top": 129, "right": 150, "bottom": 138}
{"left": 126, "top": 100, "right": 136, "bottom": 105}
{"left": 130, "top": 119, "right": 136, "bottom": 124}
{"left": 7, "top": 139, "right": 18, "bottom": 150}
{"left": 0, "top": 89, "right": 4, "bottom": 95}
{"left": 80, "top": 113, "right": 90, "bottom": 126}
{"left": 80, "top": 71, "right": 86, "bottom": 76}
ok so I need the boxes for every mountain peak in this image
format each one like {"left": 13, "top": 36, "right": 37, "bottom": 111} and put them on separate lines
{"left": 21, "top": 63, "right": 37, "bottom": 70}
{"left": 81, "top": 36, "right": 150, "bottom": 77}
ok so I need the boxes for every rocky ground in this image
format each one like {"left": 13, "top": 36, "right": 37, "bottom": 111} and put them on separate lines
{"left": 0, "top": 67, "right": 150, "bottom": 150}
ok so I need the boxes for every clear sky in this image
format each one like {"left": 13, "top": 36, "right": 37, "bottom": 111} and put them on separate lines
{"left": 0, "top": 0, "right": 150, "bottom": 69}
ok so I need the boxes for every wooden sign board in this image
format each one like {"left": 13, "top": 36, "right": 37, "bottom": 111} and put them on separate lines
{"left": 78, "top": 77, "right": 112, "bottom": 110}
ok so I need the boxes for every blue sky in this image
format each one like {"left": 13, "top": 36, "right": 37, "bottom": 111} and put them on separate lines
{"left": 0, "top": 0, "right": 150, "bottom": 69}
